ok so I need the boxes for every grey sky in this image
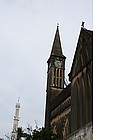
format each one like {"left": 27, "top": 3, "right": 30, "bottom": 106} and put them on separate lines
{"left": 0, "top": 0, "right": 92, "bottom": 138}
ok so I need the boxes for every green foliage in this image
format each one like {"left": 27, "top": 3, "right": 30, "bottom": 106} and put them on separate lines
{"left": 17, "top": 127, "right": 26, "bottom": 140}
{"left": 32, "top": 127, "right": 61, "bottom": 140}
{"left": 17, "top": 126, "right": 61, "bottom": 140}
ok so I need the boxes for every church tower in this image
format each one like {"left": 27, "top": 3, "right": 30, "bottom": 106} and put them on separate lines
{"left": 45, "top": 25, "right": 66, "bottom": 128}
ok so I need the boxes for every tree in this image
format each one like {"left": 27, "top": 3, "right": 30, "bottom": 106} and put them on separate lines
{"left": 32, "top": 127, "right": 60, "bottom": 140}
{"left": 17, "top": 126, "right": 61, "bottom": 140}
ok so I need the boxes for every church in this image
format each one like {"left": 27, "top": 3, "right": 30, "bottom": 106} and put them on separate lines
{"left": 44, "top": 23, "right": 93, "bottom": 139}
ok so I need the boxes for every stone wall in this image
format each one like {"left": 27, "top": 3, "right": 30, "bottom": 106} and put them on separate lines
{"left": 65, "top": 122, "right": 92, "bottom": 140}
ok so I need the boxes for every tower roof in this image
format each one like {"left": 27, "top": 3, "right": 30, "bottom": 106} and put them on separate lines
{"left": 50, "top": 25, "right": 66, "bottom": 58}
{"left": 16, "top": 97, "right": 20, "bottom": 108}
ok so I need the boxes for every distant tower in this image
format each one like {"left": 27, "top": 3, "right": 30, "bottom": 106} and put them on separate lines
{"left": 45, "top": 24, "right": 66, "bottom": 128}
{"left": 11, "top": 98, "right": 20, "bottom": 140}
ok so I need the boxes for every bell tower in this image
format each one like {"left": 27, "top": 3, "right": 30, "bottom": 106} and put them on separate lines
{"left": 47, "top": 24, "right": 66, "bottom": 99}
{"left": 45, "top": 25, "right": 66, "bottom": 128}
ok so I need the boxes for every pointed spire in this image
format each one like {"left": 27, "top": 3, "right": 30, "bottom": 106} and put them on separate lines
{"left": 50, "top": 24, "right": 65, "bottom": 58}
{"left": 16, "top": 97, "right": 20, "bottom": 108}
{"left": 18, "top": 97, "right": 20, "bottom": 103}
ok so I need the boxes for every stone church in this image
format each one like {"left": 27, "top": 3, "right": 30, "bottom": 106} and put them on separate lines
{"left": 44, "top": 24, "right": 93, "bottom": 139}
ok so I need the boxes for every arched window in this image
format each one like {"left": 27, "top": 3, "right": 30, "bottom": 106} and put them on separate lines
{"left": 60, "top": 78, "right": 62, "bottom": 88}
{"left": 81, "top": 76, "right": 87, "bottom": 125}
{"left": 60, "top": 70, "right": 62, "bottom": 77}
{"left": 54, "top": 68, "right": 56, "bottom": 76}
{"left": 53, "top": 69, "right": 56, "bottom": 86}
{"left": 57, "top": 69, "right": 59, "bottom": 77}
{"left": 56, "top": 69, "right": 59, "bottom": 86}
{"left": 56, "top": 77, "right": 59, "bottom": 86}
{"left": 76, "top": 80, "right": 81, "bottom": 128}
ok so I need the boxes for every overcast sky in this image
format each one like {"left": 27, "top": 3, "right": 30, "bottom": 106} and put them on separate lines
{"left": 0, "top": 0, "right": 92, "bottom": 138}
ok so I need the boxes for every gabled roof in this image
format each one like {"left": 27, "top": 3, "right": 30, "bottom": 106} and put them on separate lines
{"left": 50, "top": 26, "right": 66, "bottom": 58}
{"left": 68, "top": 27, "right": 93, "bottom": 81}
{"left": 50, "top": 84, "right": 71, "bottom": 111}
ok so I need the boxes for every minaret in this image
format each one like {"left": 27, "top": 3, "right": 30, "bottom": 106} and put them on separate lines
{"left": 11, "top": 98, "right": 20, "bottom": 140}
{"left": 45, "top": 24, "right": 66, "bottom": 128}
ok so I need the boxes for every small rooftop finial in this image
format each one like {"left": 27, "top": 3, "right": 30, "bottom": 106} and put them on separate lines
{"left": 57, "top": 23, "right": 59, "bottom": 28}
{"left": 18, "top": 97, "right": 20, "bottom": 103}
{"left": 81, "top": 21, "right": 85, "bottom": 27}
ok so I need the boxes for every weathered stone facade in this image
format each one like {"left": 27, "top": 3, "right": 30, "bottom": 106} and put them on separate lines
{"left": 45, "top": 25, "right": 93, "bottom": 139}
{"left": 65, "top": 122, "right": 93, "bottom": 140}
{"left": 69, "top": 27, "right": 93, "bottom": 133}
